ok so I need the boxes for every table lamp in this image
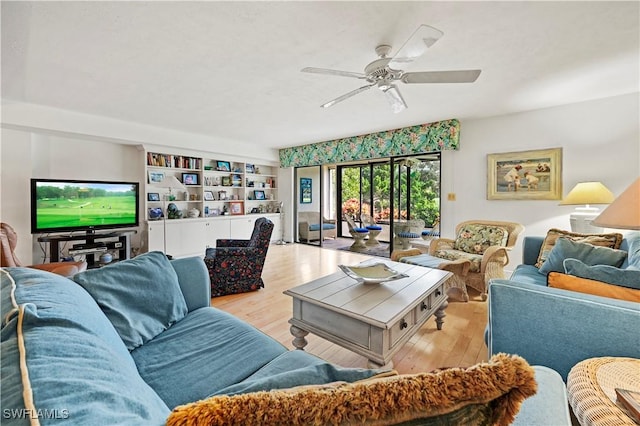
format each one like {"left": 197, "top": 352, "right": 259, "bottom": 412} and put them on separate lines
{"left": 559, "top": 181, "right": 615, "bottom": 233}
{"left": 591, "top": 178, "right": 640, "bottom": 230}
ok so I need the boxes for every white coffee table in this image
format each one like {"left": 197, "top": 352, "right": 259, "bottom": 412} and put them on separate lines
{"left": 284, "top": 259, "right": 451, "bottom": 368}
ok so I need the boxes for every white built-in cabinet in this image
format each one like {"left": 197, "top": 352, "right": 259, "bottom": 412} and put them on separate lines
{"left": 144, "top": 150, "right": 281, "bottom": 258}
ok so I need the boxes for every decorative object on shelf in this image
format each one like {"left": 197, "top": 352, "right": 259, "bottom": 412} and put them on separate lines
{"left": 167, "top": 203, "right": 182, "bottom": 219}
{"left": 148, "top": 171, "right": 165, "bottom": 184}
{"left": 217, "top": 161, "right": 231, "bottom": 172}
{"left": 300, "top": 177, "right": 312, "bottom": 204}
{"left": 148, "top": 207, "right": 163, "bottom": 220}
{"left": 487, "top": 148, "right": 562, "bottom": 200}
{"left": 204, "top": 191, "right": 214, "bottom": 201}
{"left": 560, "top": 181, "right": 615, "bottom": 233}
{"left": 187, "top": 208, "right": 200, "bottom": 218}
{"left": 211, "top": 208, "right": 221, "bottom": 216}
{"left": 147, "top": 193, "right": 160, "bottom": 202}
{"left": 99, "top": 252, "right": 113, "bottom": 265}
{"left": 229, "top": 201, "right": 244, "bottom": 215}
{"left": 222, "top": 176, "right": 231, "bottom": 186}
{"left": 218, "top": 190, "right": 227, "bottom": 200}
{"left": 254, "top": 190, "right": 266, "bottom": 200}
{"left": 232, "top": 175, "right": 242, "bottom": 186}
{"left": 182, "top": 173, "right": 198, "bottom": 185}
{"left": 246, "top": 164, "right": 255, "bottom": 173}
{"left": 592, "top": 178, "right": 640, "bottom": 231}
{"left": 161, "top": 176, "right": 187, "bottom": 200}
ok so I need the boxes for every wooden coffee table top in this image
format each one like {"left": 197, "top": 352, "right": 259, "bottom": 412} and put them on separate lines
{"left": 284, "top": 259, "right": 450, "bottom": 328}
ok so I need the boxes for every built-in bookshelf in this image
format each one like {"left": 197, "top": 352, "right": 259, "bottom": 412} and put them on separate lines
{"left": 144, "top": 150, "right": 281, "bottom": 257}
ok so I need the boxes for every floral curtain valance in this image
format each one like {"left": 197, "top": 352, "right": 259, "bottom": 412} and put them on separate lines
{"left": 279, "top": 119, "right": 460, "bottom": 168}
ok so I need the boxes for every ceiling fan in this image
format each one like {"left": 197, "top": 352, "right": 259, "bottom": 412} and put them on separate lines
{"left": 302, "top": 24, "right": 481, "bottom": 113}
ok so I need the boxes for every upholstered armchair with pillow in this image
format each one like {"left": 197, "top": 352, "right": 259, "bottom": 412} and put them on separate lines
{"left": 428, "top": 220, "right": 524, "bottom": 300}
{"left": 204, "top": 217, "right": 274, "bottom": 296}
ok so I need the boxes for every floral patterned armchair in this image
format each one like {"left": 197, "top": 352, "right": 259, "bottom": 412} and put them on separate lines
{"left": 204, "top": 217, "right": 274, "bottom": 297}
{"left": 428, "top": 220, "right": 524, "bottom": 300}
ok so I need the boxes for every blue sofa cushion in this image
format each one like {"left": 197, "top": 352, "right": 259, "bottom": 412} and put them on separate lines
{"left": 508, "top": 264, "right": 547, "bottom": 286}
{"left": 538, "top": 237, "right": 627, "bottom": 275}
{"left": 131, "top": 306, "right": 287, "bottom": 409}
{"left": 563, "top": 259, "right": 640, "bottom": 290}
{"left": 211, "top": 350, "right": 382, "bottom": 396}
{"left": 73, "top": 251, "right": 188, "bottom": 350}
{"left": 535, "top": 229, "right": 623, "bottom": 268}
{"left": 1, "top": 268, "right": 170, "bottom": 425}
{"left": 308, "top": 223, "right": 337, "bottom": 232}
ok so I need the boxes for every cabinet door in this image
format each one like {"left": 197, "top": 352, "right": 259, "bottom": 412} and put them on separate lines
{"left": 205, "top": 219, "right": 230, "bottom": 248}
{"left": 165, "top": 220, "right": 208, "bottom": 258}
{"left": 230, "top": 217, "right": 256, "bottom": 240}
{"left": 147, "top": 222, "right": 165, "bottom": 252}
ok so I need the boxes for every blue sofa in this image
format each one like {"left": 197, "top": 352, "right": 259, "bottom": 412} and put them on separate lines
{"left": 1, "top": 253, "right": 382, "bottom": 425}
{"left": 487, "top": 235, "right": 640, "bottom": 380}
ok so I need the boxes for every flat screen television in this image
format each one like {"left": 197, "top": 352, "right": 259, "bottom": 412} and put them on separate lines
{"left": 31, "top": 178, "right": 139, "bottom": 234}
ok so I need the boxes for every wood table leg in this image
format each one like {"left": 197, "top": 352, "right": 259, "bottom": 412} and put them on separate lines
{"left": 290, "top": 325, "right": 309, "bottom": 350}
{"left": 435, "top": 299, "right": 448, "bottom": 330}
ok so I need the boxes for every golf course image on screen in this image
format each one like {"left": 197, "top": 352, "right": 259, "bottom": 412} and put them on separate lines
{"left": 33, "top": 181, "right": 138, "bottom": 232}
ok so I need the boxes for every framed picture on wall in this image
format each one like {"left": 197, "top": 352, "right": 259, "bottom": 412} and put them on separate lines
{"left": 487, "top": 148, "right": 562, "bottom": 200}
{"left": 300, "top": 178, "right": 312, "bottom": 204}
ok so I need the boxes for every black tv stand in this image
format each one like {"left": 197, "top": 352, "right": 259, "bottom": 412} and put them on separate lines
{"left": 38, "top": 230, "right": 136, "bottom": 269}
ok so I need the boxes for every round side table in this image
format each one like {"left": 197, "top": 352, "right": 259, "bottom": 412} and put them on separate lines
{"left": 567, "top": 357, "right": 640, "bottom": 426}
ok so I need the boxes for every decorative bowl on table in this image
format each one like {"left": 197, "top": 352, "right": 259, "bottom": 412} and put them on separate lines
{"left": 338, "top": 263, "right": 409, "bottom": 284}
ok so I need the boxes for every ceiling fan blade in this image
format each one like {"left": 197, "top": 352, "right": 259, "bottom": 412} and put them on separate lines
{"left": 380, "top": 83, "right": 407, "bottom": 113}
{"left": 402, "top": 70, "right": 482, "bottom": 84}
{"left": 387, "top": 24, "right": 444, "bottom": 70}
{"left": 301, "top": 67, "right": 366, "bottom": 79}
{"left": 321, "top": 83, "right": 375, "bottom": 108}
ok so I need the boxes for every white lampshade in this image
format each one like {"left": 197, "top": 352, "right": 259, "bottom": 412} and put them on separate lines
{"left": 592, "top": 178, "right": 640, "bottom": 230}
{"left": 560, "top": 182, "right": 615, "bottom": 233}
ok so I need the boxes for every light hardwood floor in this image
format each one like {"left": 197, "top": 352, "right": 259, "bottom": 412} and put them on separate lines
{"left": 210, "top": 243, "right": 489, "bottom": 374}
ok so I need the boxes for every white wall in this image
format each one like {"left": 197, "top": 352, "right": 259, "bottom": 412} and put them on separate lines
{"left": 440, "top": 93, "right": 639, "bottom": 271}
{"left": 2, "top": 93, "right": 638, "bottom": 267}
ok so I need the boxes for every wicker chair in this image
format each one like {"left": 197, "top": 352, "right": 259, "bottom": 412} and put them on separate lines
{"left": 428, "top": 220, "right": 524, "bottom": 300}
{"left": 344, "top": 215, "right": 369, "bottom": 249}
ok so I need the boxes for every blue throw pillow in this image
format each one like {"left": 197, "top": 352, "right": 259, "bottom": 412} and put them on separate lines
{"left": 539, "top": 237, "right": 627, "bottom": 275}
{"left": 74, "top": 251, "right": 188, "bottom": 350}
{"left": 563, "top": 258, "right": 640, "bottom": 290}
{"left": 626, "top": 233, "right": 640, "bottom": 269}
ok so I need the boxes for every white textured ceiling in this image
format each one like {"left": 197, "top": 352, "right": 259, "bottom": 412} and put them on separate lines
{"left": 2, "top": 1, "right": 639, "bottom": 150}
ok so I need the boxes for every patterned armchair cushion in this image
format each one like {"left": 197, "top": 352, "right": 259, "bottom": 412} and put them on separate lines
{"left": 433, "top": 249, "right": 483, "bottom": 273}
{"left": 453, "top": 224, "right": 509, "bottom": 255}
